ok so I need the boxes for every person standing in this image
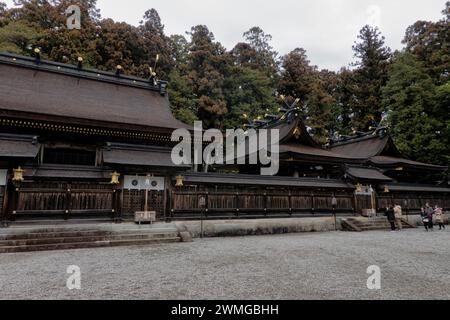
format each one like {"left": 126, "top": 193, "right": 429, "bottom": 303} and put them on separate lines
{"left": 434, "top": 205, "right": 446, "bottom": 230}
{"left": 424, "top": 203, "right": 434, "bottom": 231}
{"left": 394, "top": 204, "right": 403, "bottom": 231}
{"left": 421, "top": 206, "right": 429, "bottom": 231}
{"left": 385, "top": 205, "right": 396, "bottom": 232}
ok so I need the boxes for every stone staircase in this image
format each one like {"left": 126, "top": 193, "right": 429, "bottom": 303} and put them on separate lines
{"left": 0, "top": 223, "right": 182, "bottom": 253}
{"left": 342, "top": 217, "right": 416, "bottom": 232}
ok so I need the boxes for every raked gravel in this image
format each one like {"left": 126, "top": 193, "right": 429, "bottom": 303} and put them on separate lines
{"left": 1, "top": 228, "right": 449, "bottom": 300}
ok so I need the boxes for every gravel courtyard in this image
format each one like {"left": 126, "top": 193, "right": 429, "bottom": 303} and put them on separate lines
{"left": 1, "top": 228, "right": 449, "bottom": 300}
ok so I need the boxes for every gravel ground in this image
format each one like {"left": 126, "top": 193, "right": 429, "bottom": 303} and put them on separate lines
{"left": 1, "top": 228, "right": 450, "bottom": 300}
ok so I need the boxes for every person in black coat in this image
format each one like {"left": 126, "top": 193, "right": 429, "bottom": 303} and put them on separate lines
{"left": 385, "top": 205, "right": 396, "bottom": 231}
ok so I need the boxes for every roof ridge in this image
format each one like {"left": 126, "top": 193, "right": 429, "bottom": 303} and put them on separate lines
{"left": 0, "top": 52, "right": 167, "bottom": 93}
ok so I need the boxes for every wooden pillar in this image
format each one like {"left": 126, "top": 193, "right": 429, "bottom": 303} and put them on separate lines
{"left": 205, "top": 191, "right": 209, "bottom": 218}
{"left": 263, "top": 191, "right": 268, "bottom": 216}
{"left": 1, "top": 169, "right": 10, "bottom": 225}
{"left": 64, "top": 184, "right": 71, "bottom": 220}
{"left": 9, "top": 182, "right": 19, "bottom": 222}
{"left": 288, "top": 190, "right": 292, "bottom": 216}
{"left": 235, "top": 192, "right": 240, "bottom": 217}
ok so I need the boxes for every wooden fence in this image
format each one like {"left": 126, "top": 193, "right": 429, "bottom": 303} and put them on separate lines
{"left": 169, "top": 190, "right": 355, "bottom": 219}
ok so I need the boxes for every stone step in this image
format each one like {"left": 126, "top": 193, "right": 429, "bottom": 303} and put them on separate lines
{"left": 0, "top": 237, "right": 181, "bottom": 254}
{"left": 0, "top": 230, "right": 112, "bottom": 241}
{"left": 343, "top": 217, "right": 415, "bottom": 232}
{"left": 0, "top": 232, "right": 180, "bottom": 247}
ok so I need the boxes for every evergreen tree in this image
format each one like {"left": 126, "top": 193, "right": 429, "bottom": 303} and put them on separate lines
{"left": 137, "top": 8, "right": 172, "bottom": 79}
{"left": 186, "top": 25, "right": 231, "bottom": 129}
{"left": 382, "top": 52, "right": 449, "bottom": 166}
{"left": 279, "top": 48, "right": 340, "bottom": 143}
{"left": 403, "top": 2, "right": 449, "bottom": 85}
{"left": 334, "top": 67, "right": 356, "bottom": 135}
{"left": 231, "top": 27, "right": 278, "bottom": 77}
{"left": 351, "top": 25, "right": 391, "bottom": 131}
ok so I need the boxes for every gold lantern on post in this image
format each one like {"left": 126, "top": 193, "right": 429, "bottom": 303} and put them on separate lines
{"left": 175, "top": 175, "right": 184, "bottom": 187}
{"left": 110, "top": 171, "right": 121, "bottom": 185}
{"left": 356, "top": 183, "right": 363, "bottom": 193}
{"left": 12, "top": 167, "right": 24, "bottom": 184}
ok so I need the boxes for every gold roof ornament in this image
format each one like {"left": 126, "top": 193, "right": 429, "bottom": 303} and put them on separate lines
{"left": 384, "top": 185, "right": 390, "bottom": 193}
{"left": 293, "top": 127, "right": 301, "bottom": 139}
{"left": 12, "top": 167, "right": 25, "bottom": 183}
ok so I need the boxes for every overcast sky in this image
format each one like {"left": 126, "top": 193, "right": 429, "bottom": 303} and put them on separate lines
{"left": 3, "top": 0, "right": 446, "bottom": 71}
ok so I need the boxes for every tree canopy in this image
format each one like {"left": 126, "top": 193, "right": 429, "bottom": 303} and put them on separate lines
{"left": 0, "top": 0, "right": 448, "bottom": 165}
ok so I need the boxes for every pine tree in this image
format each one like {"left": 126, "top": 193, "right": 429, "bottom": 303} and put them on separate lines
{"left": 351, "top": 25, "right": 391, "bottom": 131}
{"left": 186, "top": 25, "right": 231, "bottom": 129}
{"left": 382, "top": 52, "right": 449, "bottom": 166}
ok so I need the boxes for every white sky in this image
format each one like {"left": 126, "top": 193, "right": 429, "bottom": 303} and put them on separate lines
{"left": 3, "top": 0, "right": 446, "bottom": 71}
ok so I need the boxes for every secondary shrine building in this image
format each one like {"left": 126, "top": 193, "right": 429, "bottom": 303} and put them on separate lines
{"left": 0, "top": 52, "right": 448, "bottom": 224}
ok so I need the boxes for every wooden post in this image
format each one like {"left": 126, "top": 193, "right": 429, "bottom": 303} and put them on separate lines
{"left": 263, "top": 191, "right": 268, "bottom": 216}
{"left": 288, "top": 190, "right": 292, "bottom": 216}
{"left": 235, "top": 192, "right": 240, "bottom": 217}
{"left": 205, "top": 192, "right": 209, "bottom": 217}
{"left": 65, "top": 184, "right": 71, "bottom": 220}
{"left": 1, "top": 174, "right": 10, "bottom": 226}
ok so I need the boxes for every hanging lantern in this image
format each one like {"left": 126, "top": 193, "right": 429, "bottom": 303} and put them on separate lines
{"left": 175, "top": 175, "right": 184, "bottom": 187}
{"left": 384, "top": 185, "right": 390, "bottom": 193}
{"left": 110, "top": 171, "right": 121, "bottom": 185}
{"left": 12, "top": 167, "right": 25, "bottom": 183}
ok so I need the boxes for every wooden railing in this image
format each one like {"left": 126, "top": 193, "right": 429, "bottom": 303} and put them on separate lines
{"left": 11, "top": 183, "right": 117, "bottom": 220}
{"left": 376, "top": 194, "right": 450, "bottom": 214}
{"left": 170, "top": 190, "right": 355, "bottom": 219}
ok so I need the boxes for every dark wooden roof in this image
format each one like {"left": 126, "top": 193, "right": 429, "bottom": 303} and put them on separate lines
{"left": 102, "top": 143, "right": 191, "bottom": 168}
{"left": 346, "top": 166, "right": 393, "bottom": 182}
{"left": 371, "top": 156, "right": 446, "bottom": 171}
{"left": 330, "top": 134, "right": 392, "bottom": 159}
{"left": 330, "top": 132, "right": 447, "bottom": 171}
{"left": 238, "top": 110, "right": 355, "bottom": 164}
{"left": 0, "top": 53, "right": 191, "bottom": 132}
{"left": 177, "top": 172, "right": 355, "bottom": 189}
{"left": 258, "top": 111, "right": 319, "bottom": 147}
{"left": 0, "top": 133, "right": 40, "bottom": 158}
{"left": 279, "top": 144, "right": 357, "bottom": 162}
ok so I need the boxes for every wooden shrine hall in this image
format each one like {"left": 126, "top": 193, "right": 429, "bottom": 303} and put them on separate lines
{"left": 0, "top": 52, "right": 449, "bottom": 224}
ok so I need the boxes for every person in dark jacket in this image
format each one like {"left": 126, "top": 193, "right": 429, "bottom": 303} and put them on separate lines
{"left": 424, "top": 203, "right": 434, "bottom": 231}
{"left": 385, "top": 205, "right": 396, "bottom": 231}
{"left": 421, "top": 206, "right": 429, "bottom": 231}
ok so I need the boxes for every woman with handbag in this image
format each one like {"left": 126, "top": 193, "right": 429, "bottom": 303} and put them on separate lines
{"left": 435, "top": 206, "right": 446, "bottom": 230}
